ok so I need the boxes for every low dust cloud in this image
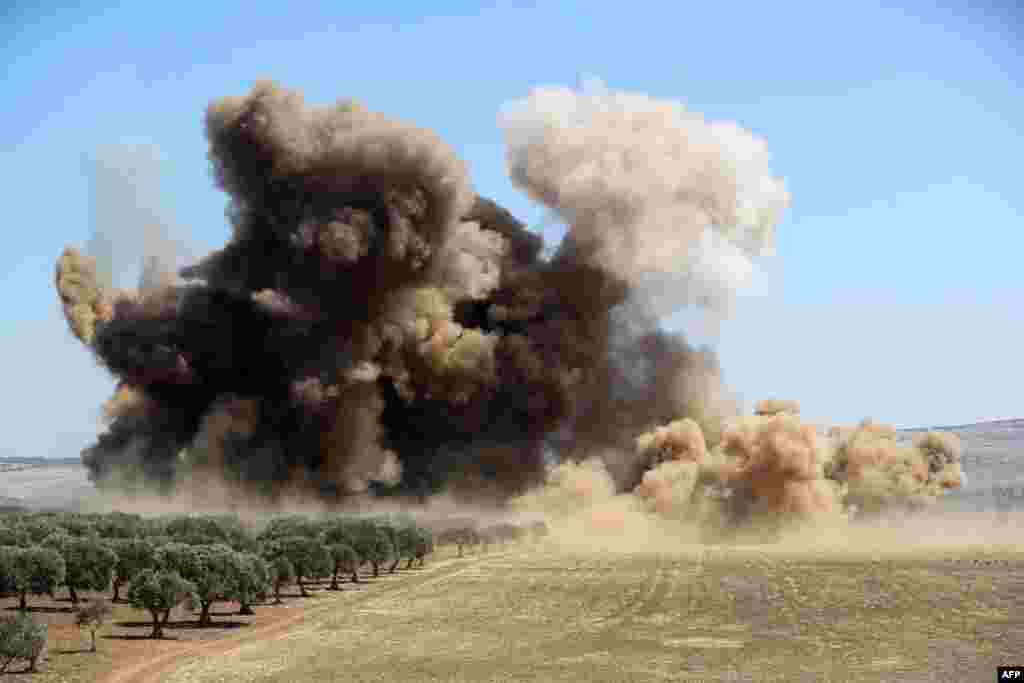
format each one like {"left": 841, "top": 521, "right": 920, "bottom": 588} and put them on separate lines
{"left": 511, "top": 405, "right": 1019, "bottom": 558}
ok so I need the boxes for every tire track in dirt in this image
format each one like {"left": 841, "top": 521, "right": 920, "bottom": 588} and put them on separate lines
{"left": 592, "top": 554, "right": 682, "bottom": 626}
{"left": 494, "top": 553, "right": 673, "bottom": 668}
{"left": 102, "top": 553, "right": 495, "bottom": 683}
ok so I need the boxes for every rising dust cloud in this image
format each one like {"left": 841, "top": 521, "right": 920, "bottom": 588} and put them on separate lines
{"left": 55, "top": 79, "right": 1014, "bottom": 556}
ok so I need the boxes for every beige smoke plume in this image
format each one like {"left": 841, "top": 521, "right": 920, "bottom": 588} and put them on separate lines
{"left": 499, "top": 78, "right": 789, "bottom": 313}
{"left": 56, "top": 248, "right": 114, "bottom": 344}
{"left": 516, "top": 402, "right": 967, "bottom": 547}
{"left": 719, "top": 413, "right": 841, "bottom": 517}
{"left": 101, "top": 383, "right": 153, "bottom": 424}
{"left": 754, "top": 398, "right": 801, "bottom": 416}
{"left": 635, "top": 417, "right": 708, "bottom": 466}
{"left": 827, "top": 420, "right": 964, "bottom": 514}
{"left": 510, "top": 458, "right": 618, "bottom": 519}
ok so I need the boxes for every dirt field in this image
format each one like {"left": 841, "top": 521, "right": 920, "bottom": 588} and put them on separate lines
{"left": 0, "top": 465, "right": 92, "bottom": 512}
{"left": 0, "top": 536, "right": 1020, "bottom": 681}
{"left": 117, "top": 542, "right": 1022, "bottom": 683}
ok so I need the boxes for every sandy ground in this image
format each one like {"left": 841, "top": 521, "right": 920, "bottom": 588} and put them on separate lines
{"left": 0, "top": 466, "right": 93, "bottom": 511}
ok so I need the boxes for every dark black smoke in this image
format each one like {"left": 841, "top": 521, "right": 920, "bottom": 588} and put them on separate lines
{"left": 59, "top": 80, "right": 787, "bottom": 504}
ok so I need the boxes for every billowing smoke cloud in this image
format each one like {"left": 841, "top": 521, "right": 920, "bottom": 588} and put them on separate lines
{"left": 57, "top": 79, "right": 963, "bottom": 528}
{"left": 516, "top": 408, "right": 965, "bottom": 543}
{"left": 827, "top": 420, "right": 965, "bottom": 514}
{"left": 499, "top": 77, "right": 789, "bottom": 315}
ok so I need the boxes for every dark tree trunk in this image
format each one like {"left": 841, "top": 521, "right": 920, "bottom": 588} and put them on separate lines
{"left": 298, "top": 576, "right": 308, "bottom": 597}
{"left": 112, "top": 578, "right": 121, "bottom": 602}
{"left": 273, "top": 581, "right": 283, "bottom": 604}
{"left": 199, "top": 600, "right": 212, "bottom": 626}
{"left": 18, "top": 591, "right": 26, "bottom": 611}
{"left": 350, "top": 569, "right": 360, "bottom": 583}
{"left": 26, "top": 654, "right": 39, "bottom": 673}
{"left": 372, "top": 562, "right": 380, "bottom": 577}
{"left": 69, "top": 585, "right": 79, "bottom": 605}
{"left": 149, "top": 609, "right": 163, "bottom": 638}
{"left": 90, "top": 628, "right": 97, "bottom": 652}
{"left": 238, "top": 604, "right": 254, "bottom": 615}
{"left": 389, "top": 559, "right": 400, "bottom": 573}
{"left": 406, "top": 558, "right": 414, "bottom": 570}
{"left": 330, "top": 566, "right": 340, "bottom": 591}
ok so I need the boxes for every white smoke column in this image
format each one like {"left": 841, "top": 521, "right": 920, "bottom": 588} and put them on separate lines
{"left": 499, "top": 78, "right": 790, "bottom": 314}
{"left": 86, "top": 142, "right": 184, "bottom": 292}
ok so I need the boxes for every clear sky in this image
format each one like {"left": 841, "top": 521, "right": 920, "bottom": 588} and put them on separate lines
{"left": 2, "top": 0, "right": 1021, "bottom": 460}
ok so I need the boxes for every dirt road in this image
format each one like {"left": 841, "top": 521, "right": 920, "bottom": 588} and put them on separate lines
{"left": 103, "top": 552, "right": 492, "bottom": 683}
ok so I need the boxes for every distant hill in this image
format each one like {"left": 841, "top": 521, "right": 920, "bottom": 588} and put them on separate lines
{"left": 0, "top": 456, "right": 82, "bottom": 466}
{"left": 900, "top": 418, "right": 1024, "bottom": 433}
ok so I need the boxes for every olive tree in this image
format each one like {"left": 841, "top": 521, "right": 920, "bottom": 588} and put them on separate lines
{"left": 326, "top": 543, "right": 358, "bottom": 590}
{"left": 11, "top": 546, "right": 65, "bottom": 611}
{"left": 373, "top": 517, "right": 418, "bottom": 573}
{"left": 127, "top": 569, "right": 196, "bottom": 639}
{"left": 156, "top": 543, "right": 241, "bottom": 627}
{"left": 437, "top": 526, "right": 478, "bottom": 557}
{"left": 234, "top": 552, "right": 271, "bottom": 615}
{"left": 267, "top": 556, "right": 295, "bottom": 604}
{"left": 75, "top": 598, "right": 113, "bottom": 653}
{"left": 392, "top": 523, "right": 421, "bottom": 571}
{"left": 165, "top": 514, "right": 256, "bottom": 552}
{"left": 53, "top": 513, "right": 97, "bottom": 538}
{"left": 105, "top": 537, "right": 155, "bottom": 602}
{"left": 0, "top": 546, "right": 18, "bottom": 595}
{"left": 16, "top": 518, "right": 57, "bottom": 544}
{"left": 0, "top": 526, "right": 29, "bottom": 548}
{"left": 261, "top": 536, "right": 331, "bottom": 597}
{"left": 410, "top": 527, "right": 434, "bottom": 568}
{"left": 43, "top": 532, "right": 118, "bottom": 605}
{"left": 347, "top": 520, "right": 393, "bottom": 578}
{"left": 0, "top": 612, "right": 47, "bottom": 673}
{"left": 321, "top": 518, "right": 361, "bottom": 583}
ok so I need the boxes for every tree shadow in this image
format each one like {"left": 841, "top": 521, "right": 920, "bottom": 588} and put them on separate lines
{"left": 3, "top": 605, "right": 74, "bottom": 614}
{"left": 54, "top": 648, "right": 93, "bottom": 655}
{"left": 113, "top": 620, "right": 252, "bottom": 630}
{"left": 104, "top": 634, "right": 182, "bottom": 641}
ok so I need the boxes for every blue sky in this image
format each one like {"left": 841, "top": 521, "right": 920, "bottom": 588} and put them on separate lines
{"left": 2, "top": 0, "right": 1021, "bottom": 459}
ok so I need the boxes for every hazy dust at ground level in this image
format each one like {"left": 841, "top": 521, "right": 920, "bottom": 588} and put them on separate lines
{"left": 161, "top": 541, "right": 1024, "bottom": 683}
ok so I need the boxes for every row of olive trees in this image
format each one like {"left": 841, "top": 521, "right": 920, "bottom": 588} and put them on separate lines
{"left": 434, "top": 520, "right": 548, "bottom": 557}
{"left": 0, "top": 510, "right": 436, "bottom": 639}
